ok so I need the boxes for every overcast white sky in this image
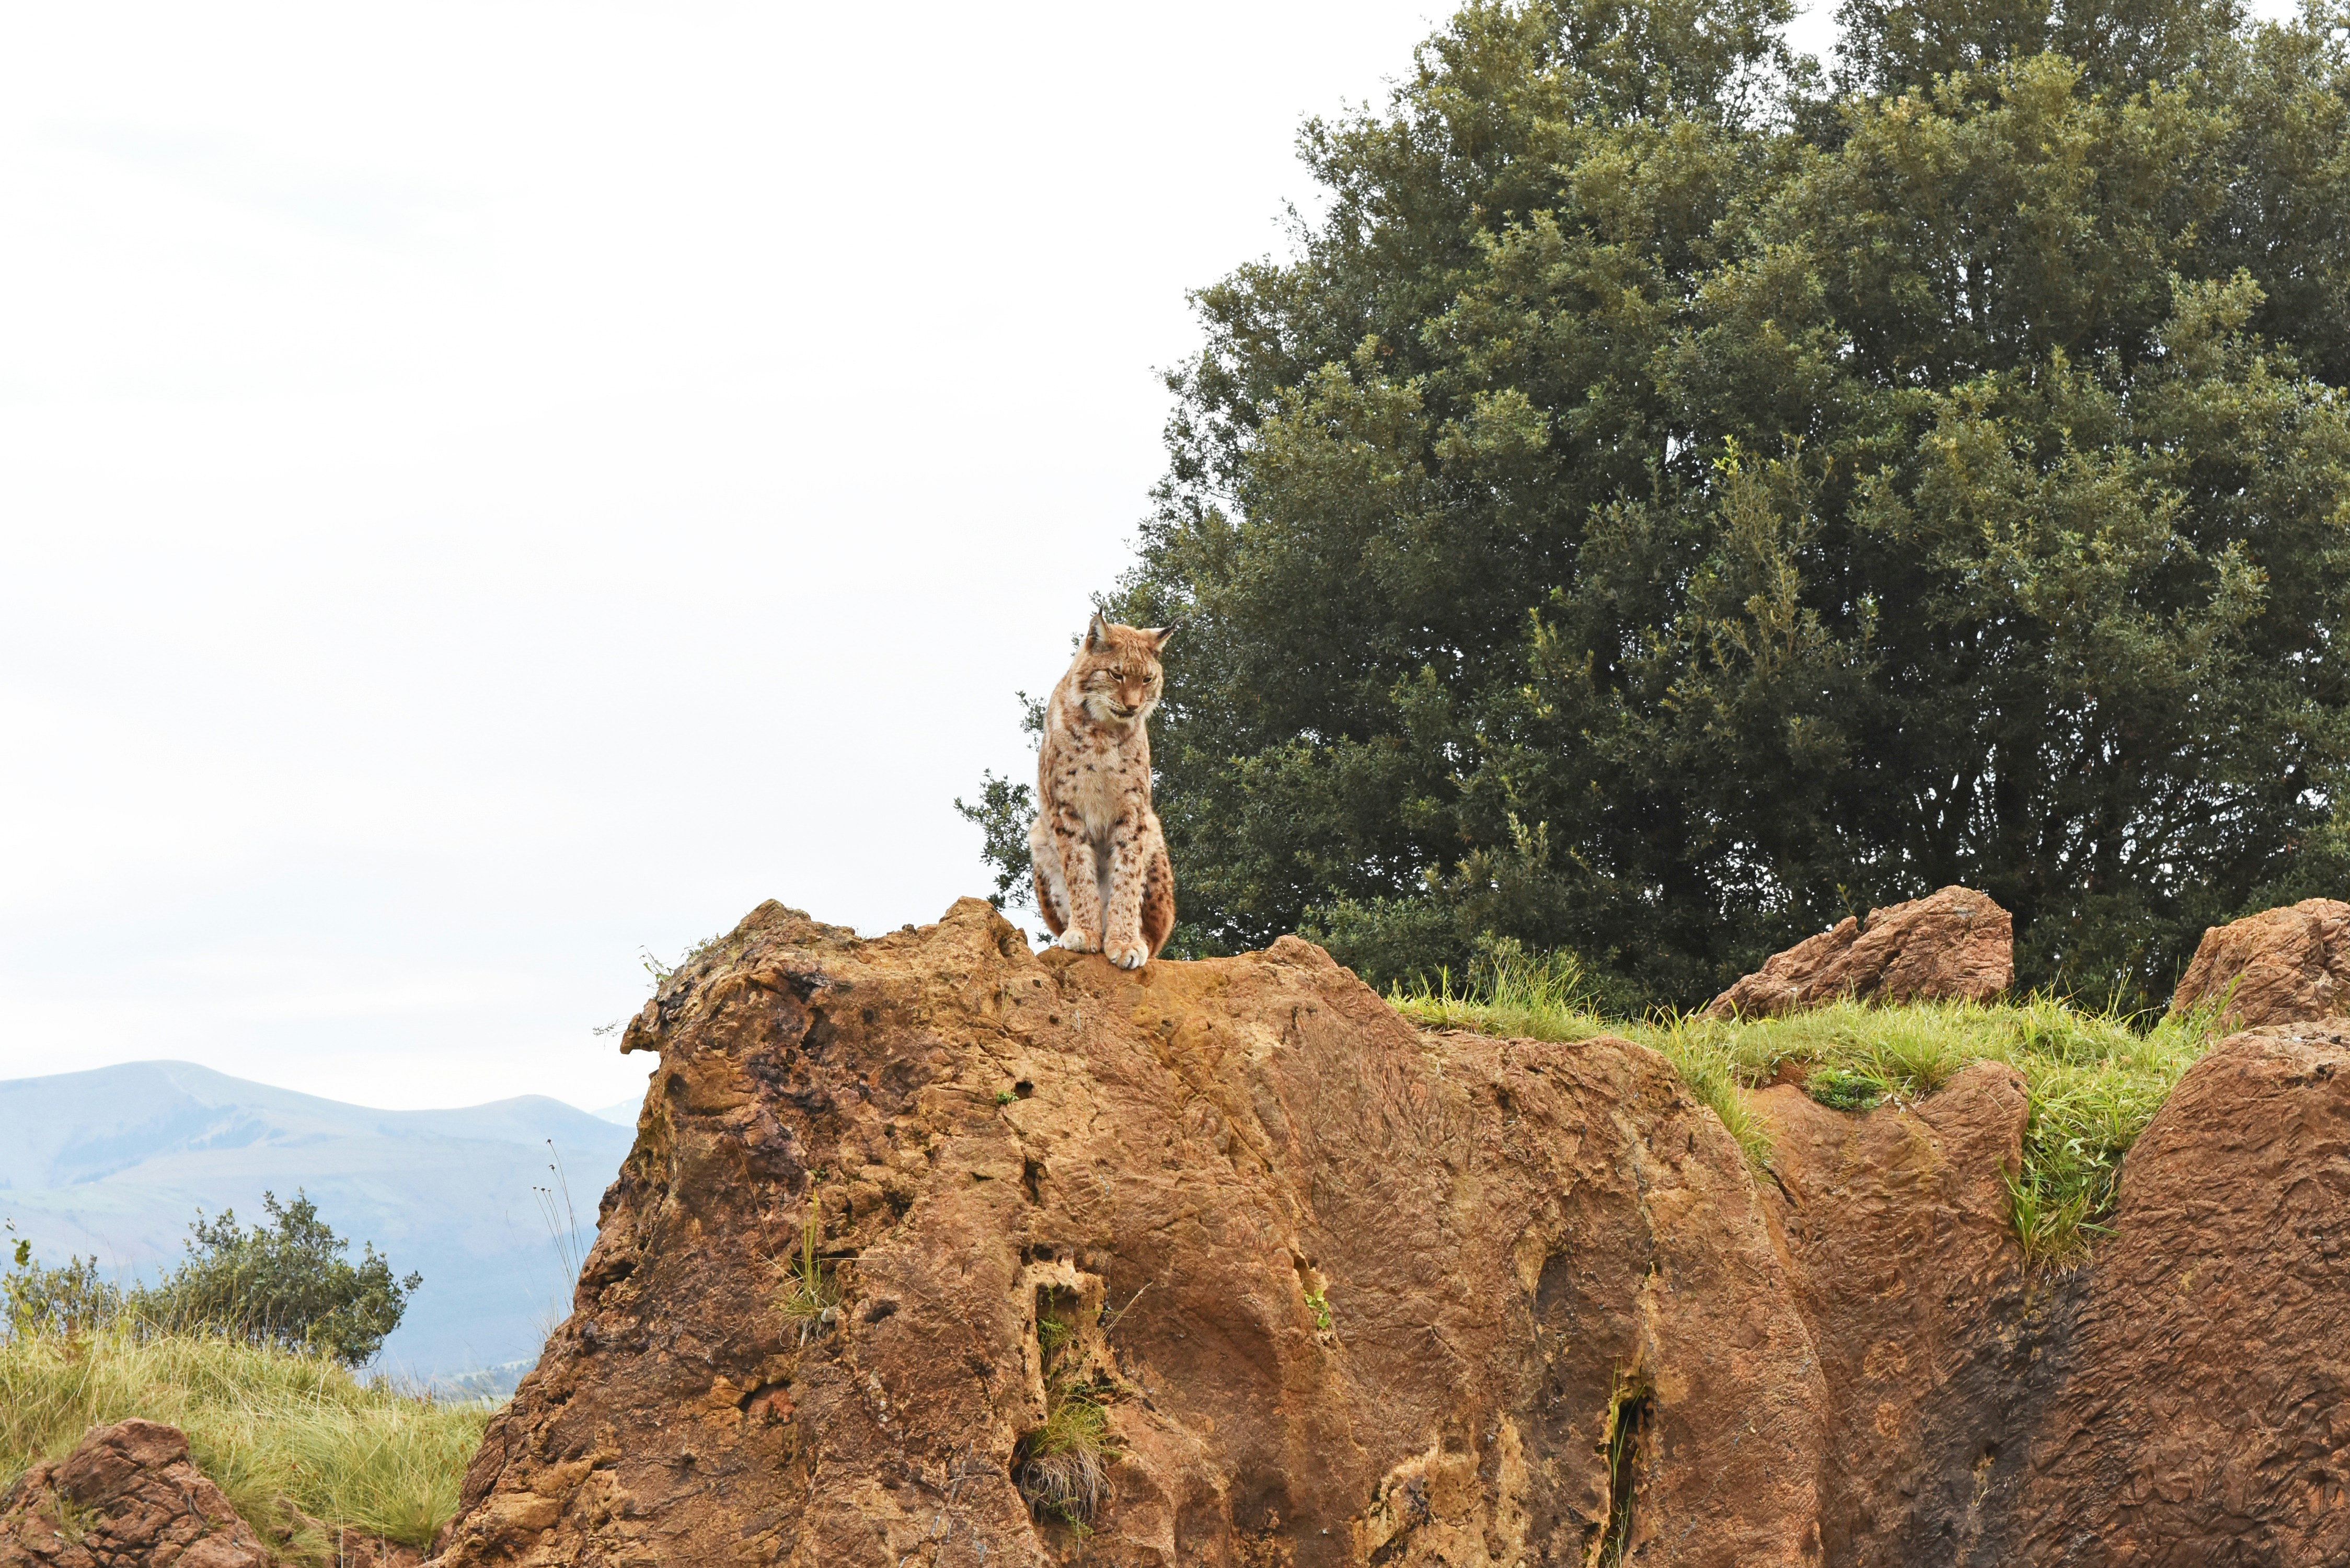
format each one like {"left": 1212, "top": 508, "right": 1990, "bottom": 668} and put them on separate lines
{"left": 0, "top": 1, "right": 1468, "bottom": 1111}
{"left": 1, "top": 0, "right": 2282, "bottom": 1113}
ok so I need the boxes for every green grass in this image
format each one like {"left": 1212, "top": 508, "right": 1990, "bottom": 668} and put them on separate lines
{"left": 0, "top": 1327, "right": 491, "bottom": 1559}
{"left": 1391, "top": 948, "right": 2227, "bottom": 1266}
{"left": 776, "top": 1203, "right": 840, "bottom": 1344}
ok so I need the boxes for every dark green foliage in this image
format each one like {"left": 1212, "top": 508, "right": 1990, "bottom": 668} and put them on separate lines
{"left": 1040, "top": 0, "right": 2350, "bottom": 1008}
{"left": 1, "top": 1193, "right": 418, "bottom": 1368}
{"left": 958, "top": 691, "right": 1048, "bottom": 913}
{"left": 157, "top": 1192, "right": 419, "bottom": 1367}
{"left": 956, "top": 771, "right": 1038, "bottom": 912}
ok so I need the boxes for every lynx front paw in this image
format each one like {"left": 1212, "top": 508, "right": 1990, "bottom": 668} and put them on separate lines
{"left": 1055, "top": 928, "right": 1100, "bottom": 954}
{"left": 1106, "top": 941, "right": 1149, "bottom": 971}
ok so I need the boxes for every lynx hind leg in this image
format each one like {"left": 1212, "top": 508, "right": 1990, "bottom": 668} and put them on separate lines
{"left": 1028, "top": 814, "right": 1070, "bottom": 937}
{"left": 1032, "top": 864, "right": 1064, "bottom": 937}
{"left": 1141, "top": 841, "right": 1176, "bottom": 959}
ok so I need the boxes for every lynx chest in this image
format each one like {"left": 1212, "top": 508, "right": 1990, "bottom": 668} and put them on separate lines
{"left": 1061, "top": 731, "right": 1145, "bottom": 838}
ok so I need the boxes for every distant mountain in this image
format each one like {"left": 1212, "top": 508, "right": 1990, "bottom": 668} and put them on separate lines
{"left": 591, "top": 1097, "right": 641, "bottom": 1127}
{"left": 0, "top": 1060, "right": 635, "bottom": 1382}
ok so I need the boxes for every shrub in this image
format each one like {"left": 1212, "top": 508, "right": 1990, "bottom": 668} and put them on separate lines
{"left": 146, "top": 1191, "right": 419, "bottom": 1366}
{"left": 3, "top": 1252, "right": 125, "bottom": 1340}
{"left": 4, "top": 1192, "right": 418, "bottom": 1368}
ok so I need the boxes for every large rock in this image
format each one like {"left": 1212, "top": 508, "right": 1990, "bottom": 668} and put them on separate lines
{"left": 0, "top": 1419, "right": 271, "bottom": 1568}
{"left": 2171, "top": 897, "right": 2350, "bottom": 1029}
{"left": 433, "top": 900, "right": 1831, "bottom": 1568}
{"left": 423, "top": 898, "right": 2350, "bottom": 1567}
{"left": 1751, "top": 1060, "right": 2036, "bottom": 1563}
{"left": 1708, "top": 886, "right": 2013, "bottom": 1019}
{"left": 1752, "top": 1023, "right": 2350, "bottom": 1565}
{"left": 1993, "top": 1021, "right": 2350, "bottom": 1564}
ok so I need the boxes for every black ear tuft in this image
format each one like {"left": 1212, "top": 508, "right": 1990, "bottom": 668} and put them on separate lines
{"left": 1085, "top": 612, "right": 1112, "bottom": 650}
{"left": 1147, "top": 622, "right": 1177, "bottom": 651}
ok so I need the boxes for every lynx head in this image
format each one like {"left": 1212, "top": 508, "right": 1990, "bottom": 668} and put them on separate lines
{"left": 1069, "top": 612, "right": 1173, "bottom": 727}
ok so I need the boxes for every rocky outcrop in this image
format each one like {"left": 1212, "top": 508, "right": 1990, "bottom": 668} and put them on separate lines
{"left": 1751, "top": 1060, "right": 2036, "bottom": 1563}
{"left": 0, "top": 1420, "right": 271, "bottom": 1568}
{"left": 1708, "top": 886, "right": 2013, "bottom": 1019}
{"left": 2171, "top": 897, "right": 2350, "bottom": 1029}
{"left": 0, "top": 1420, "right": 424, "bottom": 1568}
{"left": 1993, "top": 1020, "right": 2350, "bottom": 1563}
{"left": 418, "top": 897, "right": 2350, "bottom": 1567}
{"left": 1752, "top": 1023, "right": 2350, "bottom": 1566}
{"left": 433, "top": 901, "right": 1831, "bottom": 1567}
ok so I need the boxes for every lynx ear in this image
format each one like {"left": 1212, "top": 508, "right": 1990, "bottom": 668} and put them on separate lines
{"left": 1146, "top": 623, "right": 1176, "bottom": 651}
{"left": 1085, "top": 612, "right": 1112, "bottom": 650}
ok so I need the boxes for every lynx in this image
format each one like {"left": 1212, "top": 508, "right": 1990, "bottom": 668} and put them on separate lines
{"left": 1029, "top": 614, "right": 1176, "bottom": 969}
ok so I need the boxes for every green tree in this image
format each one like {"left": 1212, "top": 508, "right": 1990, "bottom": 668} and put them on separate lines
{"left": 971, "top": 0, "right": 2350, "bottom": 1008}
{"left": 143, "top": 1192, "right": 420, "bottom": 1367}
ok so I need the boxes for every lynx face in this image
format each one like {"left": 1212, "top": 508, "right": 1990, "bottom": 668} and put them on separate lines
{"left": 1073, "top": 617, "right": 1169, "bottom": 727}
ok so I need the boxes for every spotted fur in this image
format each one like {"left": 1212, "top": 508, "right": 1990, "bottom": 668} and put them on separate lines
{"left": 1029, "top": 614, "right": 1176, "bottom": 969}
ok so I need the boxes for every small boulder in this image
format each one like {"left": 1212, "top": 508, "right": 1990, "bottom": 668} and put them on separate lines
{"left": 2170, "top": 897, "right": 2350, "bottom": 1029}
{"left": 1708, "top": 885, "right": 2013, "bottom": 1019}
{"left": 0, "top": 1419, "right": 272, "bottom": 1568}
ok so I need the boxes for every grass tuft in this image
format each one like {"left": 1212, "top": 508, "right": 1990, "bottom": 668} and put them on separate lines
{"left": 1391, "top": 963, "right": 2231, "bottom": 1266}
{"left": 776, "top": 1204, "right": 839, "bottom": 1345}
{"left": 1018, "top": 1388, "right": 1113, "bottom": 1529}
{"left": 1016, "top": 1290, "right": 1118, "bottom": 1531}
{"left": 0, "top": 1327, "right": 490, "bottom": 1556}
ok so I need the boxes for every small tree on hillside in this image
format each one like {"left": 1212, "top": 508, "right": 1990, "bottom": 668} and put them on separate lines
{"left": 143, "top": 1191, "right": 420, "bottom": 1367}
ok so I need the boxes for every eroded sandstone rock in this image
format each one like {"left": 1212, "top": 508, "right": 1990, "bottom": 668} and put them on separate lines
{"left": 1994, "top": 1022, "right": 2350, "bottom": 1564}
{"left": 1757, "top": 1024, "right": 2350, "bottom": 1566}
{"left": 0, "top": 1420, "right": 271, "bottom": 1568}
{"left": 2171, "top": 897, "right": 2350, "bottom": 1029}
{"left": 431, "top": 900, "right": 1834, "bottom": 1568}
{"left": 1753, "top": 1060, "right": 2033, "bottom": 1564}
{"left": 419, "top": 897, "right": 2350, "bottom": 1567}
{"left": 1708, "top": 886, "right": 2013, "bottom": 1019}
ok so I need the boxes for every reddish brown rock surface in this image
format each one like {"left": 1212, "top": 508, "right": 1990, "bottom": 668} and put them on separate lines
{"left": 1708, "top": 886, "right": 2013, "bottom": 1019}
{"left": 1753, "top": 1061, "right": 2034, "bottom": 1564}
{"left": 0, "top": 1420, "right": 270, "bottom": 1568}
{"left": 2171, "top": 897, "right": 2350, "bottom": 1029}
{"left": 431, "top": 900, "right": 1830, "bottom": 1568}
{"left": 1995, "top": 1021, "right": 2350, "bottom": 1564}
{"left": 408, "top": 897, "right": 2350, "bottom": 1567}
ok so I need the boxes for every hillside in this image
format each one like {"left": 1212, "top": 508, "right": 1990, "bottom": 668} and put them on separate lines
{"left": 0, "top": 1061, "right": 636, "bottom": 1380}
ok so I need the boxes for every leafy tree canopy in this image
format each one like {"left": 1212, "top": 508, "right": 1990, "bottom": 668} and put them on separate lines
{"left": 976, "top": 0, "right": 2350, "bottom": 1009}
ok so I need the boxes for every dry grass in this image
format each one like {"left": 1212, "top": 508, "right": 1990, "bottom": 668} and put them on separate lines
{"left": 1016, "top": 1390, "right": 1113, "bottom": 1528}
{"left": 1391, "top": 950, "right": 2229, "bottom": 1265}
{"left": 775, "top": 1204, "right": 839, "bottom": 1345}
{"left": 1016, "top": 1294, "right": 1117, "bottom": 1533}
{"left": 0, "top": 1327, "right": 491, "bottom": 1558}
